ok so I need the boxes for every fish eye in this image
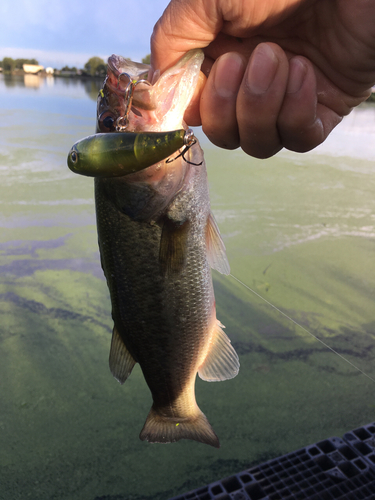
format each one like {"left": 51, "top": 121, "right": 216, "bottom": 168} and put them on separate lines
{"left": 70, "top": 151, "right": 78, "bottom": 164}
{"left": 99, "top": 111, "right": 116, "bottom": 132}
{"left": 103, "top": 116, "right": 114, "bottom": 129}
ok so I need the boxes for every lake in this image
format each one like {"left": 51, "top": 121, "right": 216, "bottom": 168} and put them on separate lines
{"left": 1, "top": 73, "right": 375, "bottom": 500}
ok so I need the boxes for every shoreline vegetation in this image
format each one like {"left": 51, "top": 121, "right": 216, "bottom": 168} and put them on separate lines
{"left": 0, "top": 54, "right": 151, "bottom": 79}
{"left": 1, "top": 54, "right": 374, "bottom": 102}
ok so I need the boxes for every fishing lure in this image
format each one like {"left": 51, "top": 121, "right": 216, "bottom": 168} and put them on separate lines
{"left": 67, "top": 129, "right": 193, "bottom": 178}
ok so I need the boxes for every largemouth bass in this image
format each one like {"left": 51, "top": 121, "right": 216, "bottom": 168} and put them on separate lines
{"left": 95, "top": 49, "right": 239, "bottom": 448}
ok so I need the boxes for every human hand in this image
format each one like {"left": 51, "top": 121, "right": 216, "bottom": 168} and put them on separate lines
{"left": 151, "top": 0, "right": 375, "bottom": 158}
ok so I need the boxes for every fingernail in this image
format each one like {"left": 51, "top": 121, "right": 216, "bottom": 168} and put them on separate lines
{"left": 247, "top": 44, "right": 278, "bottom": 94}
{"left": 213, "top": 52, "right": 245, "bottom": 98}
{"left": 287, "top": 58, "right": 307, "bottom": 94}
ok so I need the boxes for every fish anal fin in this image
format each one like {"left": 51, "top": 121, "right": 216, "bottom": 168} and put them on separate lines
{"left": 205, "top": 212, "right": 230, "bottom": 275}
{"left": 109, "top": 326, "right": 136, "bottom": 384}
{"left": 159, "top": 218, "right": 190, "bottom": 275}
{"left": 139, "top": 406, "right": 220, "bottom": 448}
{"left": 198, "top": 320, "right": 239, "bottom": 382}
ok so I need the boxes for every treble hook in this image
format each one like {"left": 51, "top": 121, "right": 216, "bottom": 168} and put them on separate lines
{"left": 166, "top": 129, "right": 203, "bottom": 166}
{"left": 116, "top": 73, "right": 151, "bottom": 132}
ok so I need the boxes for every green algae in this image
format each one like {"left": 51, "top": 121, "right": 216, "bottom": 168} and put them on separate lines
{"left": 1, "top": 86, "right": 375, "bottom": 499}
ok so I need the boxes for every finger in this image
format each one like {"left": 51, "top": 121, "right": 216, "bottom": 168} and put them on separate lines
{"left": 237, "top": 43, "right": 289, "bottom": 158}
{"left": 183, "top": 56, "right": 215, "bottom": 127}
{"left": 183, "top": 71, "right": 207, "bottom": 126}
{"left": 199, "top": 52, "right": 246, "bottom": 149}
{"left": 278, "top": 57, "right": 342, "bottom": 152}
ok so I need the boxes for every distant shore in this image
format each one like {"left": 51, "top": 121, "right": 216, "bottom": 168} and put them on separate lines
{"left": 0, "top": 69, "right": 104, "bottom": 79}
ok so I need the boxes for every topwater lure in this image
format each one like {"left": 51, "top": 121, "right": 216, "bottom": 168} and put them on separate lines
{"left": 67, "top": 129, "right": 195, "bottom": 178}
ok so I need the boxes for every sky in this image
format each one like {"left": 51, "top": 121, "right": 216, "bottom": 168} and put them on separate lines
{"left": 0, "top": 0, "right": 170, "bottom": 68}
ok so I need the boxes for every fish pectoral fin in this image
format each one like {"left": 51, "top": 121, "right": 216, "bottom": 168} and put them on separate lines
{"left": 159, "top": 217, "right": 190, "bottom": 275}
{"left": 109, "top": 326, "right": 136, "bottom": 384}
{"left": 198, "top": 320, "right": 240, "bottom": 382}
{"left": 205, "top": 212, "right": 230, "bottom": 275}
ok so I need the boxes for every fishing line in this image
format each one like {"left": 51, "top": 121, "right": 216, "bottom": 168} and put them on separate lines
{"left": 228, "top": 273, "right": 375, "bottom": 384}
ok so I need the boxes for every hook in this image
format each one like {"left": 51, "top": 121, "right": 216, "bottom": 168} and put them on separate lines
{"left": 115, "top": 75, "right": 151, "bottom": 132}
{"left": 166, "top": 129, "right": 203, "bottom": 166}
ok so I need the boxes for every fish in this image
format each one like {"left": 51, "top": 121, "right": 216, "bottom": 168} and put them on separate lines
{"left": 94, "top": 49, "right": 239, "bottom": 448}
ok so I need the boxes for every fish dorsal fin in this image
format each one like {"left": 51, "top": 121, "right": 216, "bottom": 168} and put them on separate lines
{"left": 159, "top": 218, "right": 190, "bottom": 275}
{"left": 198, "top": 320, "right": 239, "bottom": 382}
{"left": 109, "top": 326, "right": 136, "bottom": 384}
{"left": 206, "top": 212, "right": 230, "bottom": 275}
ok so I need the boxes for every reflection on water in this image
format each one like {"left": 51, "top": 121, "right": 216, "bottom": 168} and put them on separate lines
{"left": 0, "top": 73, "right": 102, "bottom": 101}
{"left": 0, "top": 75, "right": 375, "bottom": 500}
{"left": 24, "top": 74, "right": 42, "bottom": 88}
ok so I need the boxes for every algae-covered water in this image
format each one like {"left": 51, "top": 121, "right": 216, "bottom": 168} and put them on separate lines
{"left": 1, "top": 73, "right": 375, "bottom": 500}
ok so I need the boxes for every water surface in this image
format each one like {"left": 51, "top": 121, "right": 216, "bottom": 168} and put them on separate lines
{"left": 1, "top": 73, "right": 375, "bottom": 500}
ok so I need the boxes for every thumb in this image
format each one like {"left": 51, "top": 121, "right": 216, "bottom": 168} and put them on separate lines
{"left": 150, "top": 0, "right": 222, "bottom": 72}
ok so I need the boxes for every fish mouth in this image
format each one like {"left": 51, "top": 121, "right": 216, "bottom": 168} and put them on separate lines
{"left": 98, "top": 49, "right": 204, "bottom": 133}
{"left": 105, "top": 54, "right": 155, "bottom": 111}
{"left": 107, "top": 55, "right": 149, "bottom": 90}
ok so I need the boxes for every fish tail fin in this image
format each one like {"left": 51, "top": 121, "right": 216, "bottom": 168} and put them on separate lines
{"left": 139, "top": 406, "right": 220, "bottom": 448}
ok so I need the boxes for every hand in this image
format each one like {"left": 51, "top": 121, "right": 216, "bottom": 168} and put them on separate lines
{"left": 151, "top": 0, "right": 375, "bottom": 158}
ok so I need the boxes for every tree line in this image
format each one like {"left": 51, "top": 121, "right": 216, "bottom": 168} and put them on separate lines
{"left": 0, "top": 57, "right": 39, "bottom": 71}
{"left": 1, "top": 54, "right": 151, "bottom": 76}
{"left": 0, "top": 55, "right": 105, "bottom": 76}
{"left": 81, "top": 54, "right": 150, "bottom": 77}
{"left": 58, "top": 57, "right": 107, "bottom": 77}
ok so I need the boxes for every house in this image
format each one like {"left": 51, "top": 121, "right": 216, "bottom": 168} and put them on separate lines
{"left": 23, "top": 64, "right": 44, "bottom": 74}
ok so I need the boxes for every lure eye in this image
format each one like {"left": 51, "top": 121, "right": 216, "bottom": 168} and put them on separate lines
{"left": 70, "top": 151, "right": 78, "bottom": 164}
{"left": 99, "top": 111, "right": 116, "bottom": 132}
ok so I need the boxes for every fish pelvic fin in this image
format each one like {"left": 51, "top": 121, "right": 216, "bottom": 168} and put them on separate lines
{"left": 109, "top": 326, "right": 136, "bottom": 384}
{"left": 206, "top": 212, "right": 230, "bottom": 275}
{"left": 198, "top": 320, "right": 240, "bottom": 382}
{"left": 139, "top": 406, "right": 220, "bottom": 448}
